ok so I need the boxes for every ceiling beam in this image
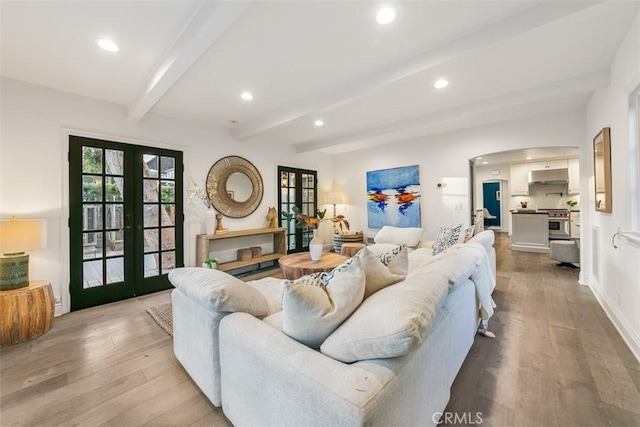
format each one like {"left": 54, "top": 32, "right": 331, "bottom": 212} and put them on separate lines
{"left": 231, "top": 1, "right": 601, "bottom": 141}
{"left": 128, "top": 1, "right": 252, "bottom": 121}
{"left": 295, "top": 69, "right": 610, "bottom": 154}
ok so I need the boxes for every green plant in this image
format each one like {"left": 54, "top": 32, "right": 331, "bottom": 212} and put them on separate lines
{"left": 203, "top": 258, "right": 219, "bottom": 269}
{"left": 281, "top": 206, "right": 349, "bottom": 231}
{"left": 566, "top": 200, "right": 578, "bottom": 208}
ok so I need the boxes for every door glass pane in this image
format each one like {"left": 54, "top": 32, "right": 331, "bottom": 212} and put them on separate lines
{"left": 161, "top": 157, "right": 175, "bottom": 178}
{"left": 83, "top": 205, "right": 103, "bottom": 231}
{"left": 161, "top": 181, "right": 175, "bottom": 202}
{"left": 82, "top": 146, "right": 102, "bottom": 173}
{"left": 289, "top": 174, "right": 295, "bottom": 187}
{"left": 106, "top": 204, "right": 124, "bottom": 229}
{"left": 289, "top": 234, "right": 295, "bottom": 250}
{"left": 288, "top": 189, "right": 295, "bottom": 203}
{"left": 303, "top": 189, "right": 308, "bottom": 203}
{"left": 144, "top": 253, "right": 159, "bottom": 278}
{"left": 105, "top": 177, "right": 124, "bottom": 201}
{"left": 106, "top": 257, "right": 124, "bottom": 284}
{"left": 144, "top": 205, "right": 159, "bottom": 227}
{"left": 105, "top": 230, "right": 124, "bottom": 256}
{"left": 105, "top": 149, "right": 124, "bottom": 175}
{"left": 83, "top": 260, "right": 103, "bottom": 288}
{"left": 82, "top": 176, "right": 102, "bottom": 202}
{"left": 161, "top": 251, "right": 175, "bottom": 274}
{"left": 143, "top": 179, "right": 159, "bottom": 202}
{"left": 83, "top": 232, "right": 103, "bottom": 259}
{"left": 161, "top": 204, "right": 175, "bottom": 226}
{"left": 161, "top": 228, "right": 175, "bottom": 250}
{"left": 144, "top": 229, "right": 159, "bottom": 252}
{"left": 143, "top": 155, "right": 158, "bottom": 177}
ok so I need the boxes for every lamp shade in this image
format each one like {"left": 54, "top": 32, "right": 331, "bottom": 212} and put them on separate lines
{"left": 326, "top": 192, "right": 347, "bottom": 205}
{"left": 0, "top": 219, "right": 47, "bottom": 254}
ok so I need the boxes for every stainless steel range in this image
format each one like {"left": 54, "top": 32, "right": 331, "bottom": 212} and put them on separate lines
{"left": 545, "top": 209, "right": 571, "bottom": 240}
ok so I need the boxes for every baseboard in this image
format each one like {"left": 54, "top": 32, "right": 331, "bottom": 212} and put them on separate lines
{"left": 587, "top": 282, "right": 640, "bottom": 364}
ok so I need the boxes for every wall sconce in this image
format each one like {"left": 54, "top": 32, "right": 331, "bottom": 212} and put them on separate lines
{"left": 0, "top": 217, "right": 47, "bottom": 290}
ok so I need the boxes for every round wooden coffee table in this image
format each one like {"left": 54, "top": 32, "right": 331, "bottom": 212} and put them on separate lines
{"left": 278, "top": 252, "right": 348, "bottom": 280}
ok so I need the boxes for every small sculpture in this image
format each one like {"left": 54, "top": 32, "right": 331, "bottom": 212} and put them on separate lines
{"left": 266, "top": 207, "right": 278, "bottom": 228}
{"left": 215, "top": 213, "right": 224, "bottom": 232}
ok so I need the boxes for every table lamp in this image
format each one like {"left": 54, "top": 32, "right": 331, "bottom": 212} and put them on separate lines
{"left": 0, "top": 217, "right": 47, "bottom": 290}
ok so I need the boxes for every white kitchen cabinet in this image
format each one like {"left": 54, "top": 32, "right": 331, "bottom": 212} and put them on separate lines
{"left": 528, "top": 159, "right": 567, "bottom": 171}
{"left": 510, "top": 163, "right": 529, "bottom": 196}
{"left": 510, "top": 213, "right": 549, "bottom": 253}
{"left": 568, "top": 158, "right": 580, "bottom": 195}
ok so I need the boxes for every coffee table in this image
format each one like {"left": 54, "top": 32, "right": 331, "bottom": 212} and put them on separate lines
{"left": 278, "top": 252, "right": 348, "bottom": 280}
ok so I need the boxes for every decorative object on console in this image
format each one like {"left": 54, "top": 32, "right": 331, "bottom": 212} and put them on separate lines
{"left": 366, "top": 165, "right": 421, "bottom": 228}
{"left": 205, "top": 209, "right": 216, "bottom": 235}
{"left": 214, "top": 213, "right": 227, "bottom": 234}
{"left": 206, "top": 156, "right": 264, "bottom": 218}
{"left": 0, "top": 217, "right": 47, "bottom": 290}
{"left": 266, "top": 207, "right": 278, "bottom": 228}
{"left": 237, "top": 248, "right": 253, "bottom": 261}
{"left": 202, "top": 258, "right": 220, "bottom": 269}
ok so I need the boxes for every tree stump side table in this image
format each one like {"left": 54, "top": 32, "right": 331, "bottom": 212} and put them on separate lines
{"left": 0, "top": 280, "right": 55, "bottom": 347}
{"left": 278, "top": 252, "right": 348, "bottom": 280}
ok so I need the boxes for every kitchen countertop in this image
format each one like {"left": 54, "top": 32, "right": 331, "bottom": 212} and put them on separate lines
{"left": 510, "top": 210, "right": 549, "bottom": 214}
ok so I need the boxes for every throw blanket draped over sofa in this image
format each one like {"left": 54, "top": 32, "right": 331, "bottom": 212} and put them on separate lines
{"left": 169, "top": 229, "right": 496, "bottom": 426}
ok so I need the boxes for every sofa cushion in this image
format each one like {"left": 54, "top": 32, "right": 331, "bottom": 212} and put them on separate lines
{"left": 281, "top": 257, "right": 365, "bottom": 349}
{"left": 432, "top": 223, "right": 463, "bottom": 255}
{"left": 320, "top": 267, "right": 449, "bottom": 363}
{"left": 373, "top": 226, "right": 424, "bottom": 248}
{"left": 467, "top": 229, "right": 494, "bottom": 250}
{"left": 463, "top": 225, "right": 475, "bottom": 242}
{"left": 168, "top": 268, "right": 270, "bottom": 316}
{"left": 356, "top": 246, "right": 408, "bottom": 299}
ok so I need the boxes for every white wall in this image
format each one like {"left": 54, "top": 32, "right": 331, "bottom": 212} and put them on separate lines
{"left": 0, "top": 78, "right": 333, "bottom": 314}
{"left": 333, "top": 108, "right": 587, "bottom": 241}
{"left": 584, "top": 12, "right": 640, "bottom": 360}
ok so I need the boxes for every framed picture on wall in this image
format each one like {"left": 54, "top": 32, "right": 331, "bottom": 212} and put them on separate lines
{"left": 366, "top": 165, "right": 421, "bottom": 228}
{"left": 593, "top": 127, "right": 612, "bottom": 213}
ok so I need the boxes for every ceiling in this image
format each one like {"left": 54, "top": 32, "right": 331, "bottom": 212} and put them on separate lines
{"left": 2, "top": 1, "right": 638, "bottom": 155}
{"left": 473, "top": 147, "right": 579, "bottom": 167}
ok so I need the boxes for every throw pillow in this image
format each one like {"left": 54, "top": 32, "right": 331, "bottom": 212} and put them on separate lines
{"left": 463, "top": 225, "right": 475, "bottom": 242}
{"left": 320, "top": 268, "right": 449, "bottom": 363}
{"left": 432, "top": 223, "right": 463, "bottom": 255}
{"left": 281, "top": 257, "right": 365, "bottom": 348}
{"left": 373, "top": 226, "right": 424, "bottom": 248}
{"left": 356, "top": 246, "right": 408, "bottom": 299}
{"left": 168, "top": 268, "right": 270, "bottom": 316}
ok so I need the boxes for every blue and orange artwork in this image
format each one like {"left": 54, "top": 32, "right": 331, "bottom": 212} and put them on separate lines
{"left": 367, "top": 165, "right": 421, "bottom": 228}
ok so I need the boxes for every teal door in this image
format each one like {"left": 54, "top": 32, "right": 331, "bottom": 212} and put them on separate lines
{"left": 482, "top": 181, "right": 501, "bottom": 228}
{"left": 69, "top": 136, "right": 184, "bottom": 311}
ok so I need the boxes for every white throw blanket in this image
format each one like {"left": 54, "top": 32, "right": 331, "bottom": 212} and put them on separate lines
{"left": 411, "top": 242, "right": 496, "bottom": 329}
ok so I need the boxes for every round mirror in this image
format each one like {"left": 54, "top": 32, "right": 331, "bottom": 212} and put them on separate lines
{"left": 206, "top": 156, "right": 263, "bottom": 218}
{"left": 226, "top": 172, "right": 253, "bottom": 203}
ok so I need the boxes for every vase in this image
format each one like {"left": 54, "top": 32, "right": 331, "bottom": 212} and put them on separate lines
{"left": 309, "top": 229, "right": 323, "bottom": 261}
{"left": 205, "top": 209, "right": 216, "bottom": 235}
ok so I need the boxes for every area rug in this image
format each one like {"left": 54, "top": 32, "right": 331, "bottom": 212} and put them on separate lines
{"left": 147, "top": 303, "right": 173, "bottom": 337}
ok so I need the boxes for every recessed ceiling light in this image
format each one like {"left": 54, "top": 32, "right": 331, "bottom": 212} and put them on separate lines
{"left": 526, "top": 156, "right": 533, "bottom": 160}
{"left": 476, "top": 157, "right": 483, "bottom": 160}
{"left": 482, "top": 161, "right": 488, "bottom": 165}
{"left": 240, "top": 92, "right": 253, "bottom": 101}
{"left": 314, "top": 119, "right": 324, "bottom": 127}
{"left": 376, "top": 7, "right": 396, "bottom": 25}
{"left": 95, "top": 38, "right": 119, "bottom": 53}
{"left": 434, "top": 79, "right": 449, "bottom": 89}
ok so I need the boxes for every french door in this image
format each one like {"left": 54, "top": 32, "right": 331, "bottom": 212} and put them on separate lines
{"left": 69, "top": 136, "right": 183, "bottom": 311}
{"left": 278, "top": 166, "right": 317, "bottom": 253}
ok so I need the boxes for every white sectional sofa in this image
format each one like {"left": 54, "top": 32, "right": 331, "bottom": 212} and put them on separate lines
{"left": 169, "top": 229, "right": 496, "bottom": 426}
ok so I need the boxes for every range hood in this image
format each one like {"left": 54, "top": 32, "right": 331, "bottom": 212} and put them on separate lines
{"left": 528, "top": 168, "right": 569, "bottom": 185}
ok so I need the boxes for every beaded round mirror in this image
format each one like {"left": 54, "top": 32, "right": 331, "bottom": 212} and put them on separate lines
{"left": 206, "top": 156, "right": 264, "bottom": 218}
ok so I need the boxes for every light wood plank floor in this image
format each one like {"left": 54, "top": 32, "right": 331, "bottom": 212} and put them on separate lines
{"left": 1, "top": 234, "right": 639, "bottom": 426}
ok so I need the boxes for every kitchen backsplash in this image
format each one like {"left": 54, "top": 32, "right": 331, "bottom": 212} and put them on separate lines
{"left": 510, "top": 184, "right": 580, "bottom": 210}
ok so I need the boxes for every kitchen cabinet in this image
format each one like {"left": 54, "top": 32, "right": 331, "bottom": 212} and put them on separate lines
{"left": 510, "top": 163, "right": 529, "bottom": 196}
{"left": 568, "top": 158, "right": 580, "bottom": 195}
{"left": 510, "top": 213, "right": 549, "bottom": 253}
{"left": 528, "top": 159, "right": 567, "bottom": 171}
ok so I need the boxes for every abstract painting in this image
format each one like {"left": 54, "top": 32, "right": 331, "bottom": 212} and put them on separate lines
{"left": 367, "top": 165, "right": 421, "bottom": 228}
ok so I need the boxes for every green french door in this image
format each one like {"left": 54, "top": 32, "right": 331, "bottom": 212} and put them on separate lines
{"left": 278, "top": 166, "right": 318, "bottom": 253}
{"left": 69, "top": 136, "right": 183, "bottom": 311}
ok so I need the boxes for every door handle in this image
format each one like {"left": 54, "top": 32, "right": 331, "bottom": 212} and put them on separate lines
{"left": 122, "top": 226, "right": 132, "bottom": 232}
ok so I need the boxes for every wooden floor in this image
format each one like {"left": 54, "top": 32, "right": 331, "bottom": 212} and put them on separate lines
{"left": 1, "top": 234, "right": 639, "bottom": 426}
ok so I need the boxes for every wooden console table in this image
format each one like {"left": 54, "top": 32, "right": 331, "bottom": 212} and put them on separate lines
{"left": 279, "top": 252, "right": 348, "bottom": 280}
{"left": 196, "top": 228, "right": 286, "bottom": 272}
{"left": 1, "top": 280, "right": 54, "bottom": 347}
